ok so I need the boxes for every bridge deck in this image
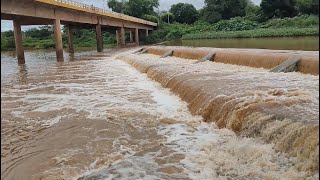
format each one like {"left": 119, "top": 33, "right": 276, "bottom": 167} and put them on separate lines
{"left": 35, "top": 0, "right": 157, "bottom": 27}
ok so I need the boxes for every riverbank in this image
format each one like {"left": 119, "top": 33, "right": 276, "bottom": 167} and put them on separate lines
{"left": 145, "top": 15, "right": 319, "bottom": 44}
{"left": 182, "top": 27, "right": 319, "bottom": 40}
{"left": 165, "top": 36, "right": 319, "bottom": 51}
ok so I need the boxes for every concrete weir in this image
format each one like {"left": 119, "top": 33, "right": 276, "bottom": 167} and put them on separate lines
{"left": 145, "top": 46, "right": 319, "bottom": 75}
{"left": 270, "top": 55, "right": 301, "bottom": 73}
{"left": 118, "top": 46, "right": 319, "bottom": 175}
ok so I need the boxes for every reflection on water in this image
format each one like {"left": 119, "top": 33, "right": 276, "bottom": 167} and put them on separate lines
{"left": 1, "top": 48, "right": 319, "bottom": 179}
{"left": 166, "top": 36, "right": 319, "bottom": 51}
{"left": 17, "top": 64, "right": 28, "bottom": 84}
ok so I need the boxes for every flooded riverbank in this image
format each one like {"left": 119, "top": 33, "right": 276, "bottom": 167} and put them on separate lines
{"left": 1, "top": 48, "right": 319, "bottom": 179}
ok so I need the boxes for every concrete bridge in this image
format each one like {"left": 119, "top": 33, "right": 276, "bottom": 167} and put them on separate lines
{"left": 1, "top": 0, "right": 157, "bottom": 63}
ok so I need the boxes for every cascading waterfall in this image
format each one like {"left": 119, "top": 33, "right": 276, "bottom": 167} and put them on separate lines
{"left": 118, "top": 51, "right": 319, "bottom": 174}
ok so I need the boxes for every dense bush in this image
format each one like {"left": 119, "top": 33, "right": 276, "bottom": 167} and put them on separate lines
{"left": 144, "top": 26, "right": 169, "bottom": 44}
{"left": 187, "top": 21, "right": 215, "bottom": 33}
{"left": 260, "top": 15, "right": 319, "bottom": 28}
{"left": 25, "top": 26, "right": 53, "bottom": 39}
{"left": 165, "top": 30, "right": 184, "bottom": 40}
{"left": 1, "top": 26, "right": 117, "bottom": 51}
{"left": 145, "top": 15, "right": 319, "bottom": 44}
{"left": 144, "top": 34, "right": 160, "bottom": 44}
{"left": 213, "top": 17, "right": 258, "bottom": 31}
{"left": 1, "top": 37, "right": 15, "bottom": 50}
{"left": 142, "top": 15, "right": 159, "bottom": 23}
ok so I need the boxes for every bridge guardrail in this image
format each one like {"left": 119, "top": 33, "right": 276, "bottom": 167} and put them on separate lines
{"left": 46, "top": 0, "right": 157, "bottom": 26}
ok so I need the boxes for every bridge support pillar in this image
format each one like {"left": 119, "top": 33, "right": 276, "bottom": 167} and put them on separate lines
{"left": 67, "top": 26, "right": 74, "bottom": 54}
{"left": 96, "top": 24, "right": 103, "bottom": 52}
{"left": 129, "top": 31, "right": 134, "bottom": 43}
{"left": 54, "top": 19, "right": 64, "bottom": 61}
{"left": 13, "top": 20, "right": 25, "bottom": 64}
{"left": 116, "top": 30, "right": 120, "bottom": 48}
{"left": 135, "top": 28, "right": 139, "bottom": 46}
{"left": 146, "top": 29, "right": 149, "bottom": 37}
{"left": 121, "top": 27, "right": 125, "bottom": 47}
{"left": 116, "top": 27, "right": 125, "bottom": 48}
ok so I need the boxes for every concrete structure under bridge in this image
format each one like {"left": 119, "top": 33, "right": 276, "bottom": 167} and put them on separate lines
{"left": 1, "top": 0, "right": 157, "bottom": 63}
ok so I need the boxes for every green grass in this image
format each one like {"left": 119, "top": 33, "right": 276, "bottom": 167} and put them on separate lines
{"left": 260, "top": 15, "right": 319, "bottom": 28}
{"left": 182, "top": 27, "right": 319, "bottom": 40}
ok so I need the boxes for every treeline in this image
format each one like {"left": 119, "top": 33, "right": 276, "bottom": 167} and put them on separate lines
{"left": 1, "top": 26, "right": 117, "bottom": 51}
{"left": 145, "top": 15, "right": 319, "bottom": 43}
{"left": 106, "top": 0, "right": 319, "bottom": 43}
{"left": 107, "top": 0, "right": 319, "bottom": 24}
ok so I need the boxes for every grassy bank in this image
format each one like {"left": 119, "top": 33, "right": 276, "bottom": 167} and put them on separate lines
{"left": 144, "top": 15, "right": 319, "bottom": 44}
{"left": 182, "top": 27, "right": 319, "bottom": 40}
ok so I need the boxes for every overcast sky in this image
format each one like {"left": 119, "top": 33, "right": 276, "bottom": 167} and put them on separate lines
{"left": 1, "top": 0, "right": 261, "bottom": 31}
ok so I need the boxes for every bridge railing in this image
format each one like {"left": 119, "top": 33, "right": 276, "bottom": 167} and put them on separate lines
{"left": 50, "top": 0, "right": 157, "bottom": 26}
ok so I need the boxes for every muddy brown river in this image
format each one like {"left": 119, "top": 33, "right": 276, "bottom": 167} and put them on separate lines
{"left": 1, "top": 48, "right": 319, "bottom": 179}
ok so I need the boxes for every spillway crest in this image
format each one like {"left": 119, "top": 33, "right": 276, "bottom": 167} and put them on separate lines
{"left": 117, "top": 51, "right": 319, "bottom": 173}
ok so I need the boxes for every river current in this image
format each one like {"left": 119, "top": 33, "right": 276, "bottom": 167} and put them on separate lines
{"left": 1, "top": 48, "right": 319, "bottom": 179}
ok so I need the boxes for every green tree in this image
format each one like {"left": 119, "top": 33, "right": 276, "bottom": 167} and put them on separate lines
{"left": 2, "top": 30, "right": 14, "bottom": 37}
{"left": 107, "top": 0, "right": 126, "bottom": 13}
{"left": 142, "top": 14, "right": 159, "bottom": 23}
{"left": 160, "top": 12, "right": 174, "bottom": 23}
{"left": 200, "top": 0, "right": 247, "bottom": 23}
{"left": 170, "top": 3, "right": 199, "bottom": 24}
{"left": 296, "top": 0, "right": 319, "bottom": 15}
{"left": 260, "top": 0, "right": 298, "bottom": 18}
{"left": 24, "top": 26, "right": 53, "bottom": 39}
{"left": 245, "top": 0, "right": 261, "bottom": 21}
{"left": 199, "top": 8, "right": 222, "bottom": 23}
{"left": 1, "top": 36, "right": 15, "bottom": 50}
{"left": 125, "top": 0, "right": 159, "bottom": 18}
{"left": 107, "top": 0, "right": 159, "bottom": 18}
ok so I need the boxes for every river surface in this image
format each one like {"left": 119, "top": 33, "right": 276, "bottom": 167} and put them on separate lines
{"left": 1, "top": 49, "right": 318, "bottom": 179}
{"left": 165, "top": 36, "right": 319, "bottom": 51}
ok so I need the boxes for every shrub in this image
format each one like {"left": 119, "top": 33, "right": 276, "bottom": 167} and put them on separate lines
{"left": 182, "top": 27, "right": 319, "bottom": 39}
{"left": 260, "top": 15, "right": 319, "bottom": 28}
{"left": 1, "top": 37, "right": 15, "bottom": 50}
{"left": 144, "top": 34, "right": 160, "bottom": 44}
{"left": 213, "top": 17, "right": 258, "bottom": 31}
{"left": 165, "top": 30, "right": 184, "bottom": 40}
{"left": 142, "top": 15, "right": 159, "bottom": 23}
